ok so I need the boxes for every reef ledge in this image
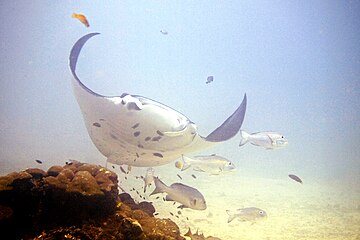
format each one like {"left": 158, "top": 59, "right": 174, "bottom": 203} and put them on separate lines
{"left": 0, "top": 160, "right": 185, "bottom": 240}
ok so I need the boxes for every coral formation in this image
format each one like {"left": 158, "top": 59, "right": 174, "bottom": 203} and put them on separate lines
{"left": 0, "top": 161, "right": 185, "bottom": 240}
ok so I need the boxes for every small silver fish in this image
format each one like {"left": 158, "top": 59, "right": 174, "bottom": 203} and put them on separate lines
{"left": 239, "top": 131, "right": 288, "bottom": 149}
{"left": 226, "top": 207, "right": 267, "bottom": 223}
{"left": 206, "top": 76, "right": 214, "bottom": 84}
{"left": 150, "top": 177, "right": 206, "bottom": 210}
{"left": 143, "top": 167, "right": 155, "bottom": 193}
{"left": 175, "top": 154, "right": 236, "bottom": 175}
{"left": 160, "top": 29, "right": 168, "bottom": 35}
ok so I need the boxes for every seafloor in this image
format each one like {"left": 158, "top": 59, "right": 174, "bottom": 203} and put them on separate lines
{"left": 1, "top": 160, "right": 359, "bottom": 240}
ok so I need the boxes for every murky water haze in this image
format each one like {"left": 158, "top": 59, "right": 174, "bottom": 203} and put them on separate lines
{"left": 1, "top": 1, "right": 359, "bottom": 239}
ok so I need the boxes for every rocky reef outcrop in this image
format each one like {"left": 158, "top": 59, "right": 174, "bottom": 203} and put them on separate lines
{"left": 0, "top": 161, "right": 185, "bottom": 240}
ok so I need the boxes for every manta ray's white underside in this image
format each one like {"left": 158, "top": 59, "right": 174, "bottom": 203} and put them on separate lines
{"left": 69, "top": 33, "right": 247, "bottom": 167}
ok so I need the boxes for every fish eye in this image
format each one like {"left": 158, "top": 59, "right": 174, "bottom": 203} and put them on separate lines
{"left": 259, "top": 211, "right": 264, "bottom": 214}
{"left": 192, "top": 199, "right": 197, "bottom": 206}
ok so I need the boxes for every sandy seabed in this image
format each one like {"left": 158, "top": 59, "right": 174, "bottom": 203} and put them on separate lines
{"left": 119, "top": 166, "right": 360, "bottom": 240}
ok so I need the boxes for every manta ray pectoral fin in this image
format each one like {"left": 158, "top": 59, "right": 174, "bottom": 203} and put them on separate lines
{"left": 69, "top": 33, "right": 103, "bottom": 97}
{"left": 205, "top": 94, "right": 247, "bottom": 142}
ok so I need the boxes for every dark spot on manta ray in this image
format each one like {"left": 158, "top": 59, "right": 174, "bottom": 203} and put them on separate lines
{"left": 127, "top": 102, "right": 141, "bottom": 111}
{"left": 136, "top": 153, "right": 139, "bottom": 158}
{"left": 156, "top": 130, "right": 164, "bottom": 136}
{"left": 99, "top": 118, "right": 105, "bottom": 121}
{"left": 132, "top": 123, "right": 140, "bottom": 129}
{"left": 153, "top": 153, "right": 163, "bottom": 158}
{"left": 152, "top": 136, "right": 162, "bottom": 141}
{"left": 110, "top": 133, "right": 118, "bottom": 140}
{"left": 133, "top": 131, "right": 141, "bottom": 137}
{"left": 145, "top": 136, "right": 151, "bottom": 141}
{"left": 93, "top": 122, "right": 101, "bottom": 127}
{"left": 137, "top": 144, "right": 144, "bottom": 148}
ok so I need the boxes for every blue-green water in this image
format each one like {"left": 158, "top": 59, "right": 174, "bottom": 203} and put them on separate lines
{"left": 1, "top": 1, "right": 359, "bottom": 239}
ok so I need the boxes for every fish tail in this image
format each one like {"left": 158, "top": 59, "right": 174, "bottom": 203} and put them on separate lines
{"left": 239, "top": 130, "right": 250, "bottom": 146}
{"left": 226, "top": 210, "right": 236, "bottom": 223}
{"left": 180, "top": 155, "right": 191, "bottom": 171}
{"left": 150, "top": 177, "right": 167, "bottom": 196}
{"left": 71, "top": 13, "right": 77, "bottom": 18}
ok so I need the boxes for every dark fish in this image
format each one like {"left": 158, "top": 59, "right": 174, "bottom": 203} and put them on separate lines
{"left": 120, "top": 166, "right": 127, "bottom": 174}
{"left": 191, "top": 174, "right": 197, "bottom": 179}
{"left": 154, "top": 212, "right": 159, "bottom": 216}
{"left": 169, "top": 212, "right": 174, "bottom": 216}
{"left": 288, "top": 174, "right": 303, "bottom": 184}
{"left": 35, "top": 159, "right": 42, "bottom": 164}
{"left": 156, "top": 130, "right": 164, "bottom": 136}
{"left": 206, "top": 76, "right": 214, "bottom": 84}
{"left": 112, "top": 165, "right": 115, "bottom": 169}
{"left": 177, "top": 174, "right": 182, "bottom": 180}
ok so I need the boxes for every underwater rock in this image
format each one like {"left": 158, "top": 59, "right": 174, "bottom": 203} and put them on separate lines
{"left": 25, "top": 168, "right": 47, "bottom": 179}
{"left": 47, "top": 165, "right": 64, "bottom": 176}
{"left": 185, "top": 228, "right": 222, "bottom": 240}
{"left": 0, "top": 161, "right": 188, "bottom": 239}
{"left": 0, "top": 205, "right": 13, "bottom": 220}
{"left": 67, "top": 170, "right": 104, "bottom": 195}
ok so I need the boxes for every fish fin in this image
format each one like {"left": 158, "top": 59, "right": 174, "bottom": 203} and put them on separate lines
{"left": 149, "top": 177, "right": 167, "bottom": 196}
{"left": 180, "top": 155, "right": 191, "bottom": 171}
{"left": 184, "top": 228, "right": 192, "bottom": 237}
{"left": 193, "top": 167, "right": 206, "bottom": 172}
{"left": 239, "top": 130, "right": 250, "bottom": 146}
{"left": 226, "top": 210, "right": 236, "bottom": 223}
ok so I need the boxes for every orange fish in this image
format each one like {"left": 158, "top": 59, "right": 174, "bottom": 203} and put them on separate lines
{"left": 72, "top": 13, "right": 90, "bottom": 27}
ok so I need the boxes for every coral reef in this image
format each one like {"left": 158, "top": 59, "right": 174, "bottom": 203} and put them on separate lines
{"left": 0, "top": 161, "right": 185, "bottom": 240}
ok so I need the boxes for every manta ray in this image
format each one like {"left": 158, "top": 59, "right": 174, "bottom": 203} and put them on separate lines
{"left": 69, "top": 33, "right": 247, "bottom": 167}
